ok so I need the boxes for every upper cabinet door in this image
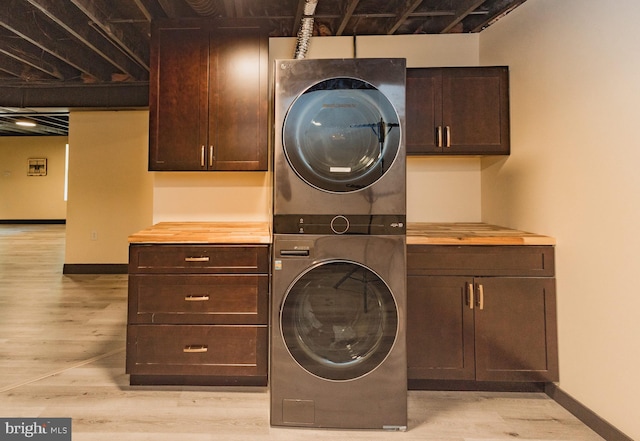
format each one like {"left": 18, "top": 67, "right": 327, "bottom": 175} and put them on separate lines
{"left": 149, "top": 23, "right": 209, "bottom": 171}
{"left": 149, "top": 20, "right": 268, "bottom": 171}
{"left": 406, "top": 69, "right": 442, "bottom": 154}
{"left": 406, "top": 67, "right": 510, "bottom": 156}
{"left": 208, "top": 25, "right": 268, "bottom": 171}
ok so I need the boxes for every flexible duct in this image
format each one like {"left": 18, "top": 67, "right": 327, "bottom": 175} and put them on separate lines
{"left": 294, "top": 0, "right": 318, "bottom": 59}
{"left": 183, "top": 0, "right": 218, "bottom": 16}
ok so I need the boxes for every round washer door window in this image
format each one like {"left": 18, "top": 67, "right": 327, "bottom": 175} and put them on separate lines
{"left": 280, "top": 261, "right": 398, "bottom": 381}
{"left": 283, "top": 78, "right": 401, "bottom": 193}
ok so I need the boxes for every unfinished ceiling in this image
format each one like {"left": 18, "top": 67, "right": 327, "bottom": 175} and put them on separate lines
{"left": 0, "top": 0, "right": 527, "bottom": 136}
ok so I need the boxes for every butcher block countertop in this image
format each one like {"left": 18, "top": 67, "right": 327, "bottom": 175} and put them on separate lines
{"left": 407, "top": 222, "right": 555, "bottom": 245}
{"left": 129, "top": 222, "right": 554, "bottom": 246}
{"left": 128, "top": 222, "right": 271, "bottom": 244}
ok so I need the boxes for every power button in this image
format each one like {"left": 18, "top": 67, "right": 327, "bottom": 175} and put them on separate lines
{"left": 330, "top": 215, "right": 349, "bottom": 234}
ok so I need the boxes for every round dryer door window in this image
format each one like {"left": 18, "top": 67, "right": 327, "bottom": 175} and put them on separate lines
{"left": 283, "top": 78, "right": 401, "bottom": 193}
{"left": 280, "top": 261, "right": 398, "bottom": 381}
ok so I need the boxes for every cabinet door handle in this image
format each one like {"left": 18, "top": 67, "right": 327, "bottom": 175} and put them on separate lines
{"left": 467, "top": 282, "right": 474, "bottom": 310}
{"left": 445, "top": 126, "right": 451, "bottom": 148}
{"left": 183, "top": 345, "right": 208, "bottom": 353}
{"left": 185, "top": 256, "right": 210, "bottom": 262}
{"left": 209, "top": 145, "right": 214, "bottom": 167}
{"left": 184, "top": 295, "right": 210, "bottom": 302}
{"left": 436, "top": 126, "right": 443, "bottom": 147}
{"left": 476, "top": 284, "right": 484, "bottom": 310}
{"left": 200, "top": 145, "right": 205, "bottom": 167}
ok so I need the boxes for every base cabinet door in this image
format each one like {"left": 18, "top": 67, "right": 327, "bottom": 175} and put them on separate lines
{"left": 407, "top": 245, "right": 559, "bottom": 387}
{"left": 407, "top": 276, "right": 475, "bottom": 380}
{"left": 474, "top": 277, "right": 558, "bottom": 382}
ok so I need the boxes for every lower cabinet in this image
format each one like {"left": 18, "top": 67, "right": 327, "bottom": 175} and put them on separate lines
{"left": 407, "top": 245, "right": 559, "bottom": 387}
{"left": 126, "top": 244, "right": 269, "bottom": 386}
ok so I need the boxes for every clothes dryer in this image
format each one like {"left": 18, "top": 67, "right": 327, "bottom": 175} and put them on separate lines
{"left": 273, "top": 58, "right": 406, "bottom": 227}
{"left": 270, "top": 233, "right": 407, "bottom": 430}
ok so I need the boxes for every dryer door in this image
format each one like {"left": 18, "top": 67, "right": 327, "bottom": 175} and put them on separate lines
{"left": 283, "top": 78, "right": 401, "bottom": 193}
{"left": 280, "top": 260, "right": 398, "bottom": 381}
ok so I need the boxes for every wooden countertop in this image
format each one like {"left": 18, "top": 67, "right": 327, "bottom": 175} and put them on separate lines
{"left": 407, "top": 222, "right": 555, "bottom": 245}
{"left": 128, "top": 222, "right": 554, "bottom": 246}
{"left": 128, "top": 222, "right": 271, "bottom": 244}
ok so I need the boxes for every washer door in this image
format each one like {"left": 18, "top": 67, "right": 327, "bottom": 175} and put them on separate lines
{"left": 280, "top": 260, "right": 398, "bottom": 381}
{"left": 283, "top": 78, "right": 401, "bottom": 193}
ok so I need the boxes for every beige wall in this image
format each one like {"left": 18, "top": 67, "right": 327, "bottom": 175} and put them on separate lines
{"left": 65, "top": 110, "right": 153, "bottom": 264}
{"left": 0, "top": 137, "right": 67, "bottom": 220}
{"left": 479, "top": 1, "right": 640, "bottom": 439}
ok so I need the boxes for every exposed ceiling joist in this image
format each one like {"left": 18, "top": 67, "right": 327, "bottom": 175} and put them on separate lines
{"left": 469, "top": 0, "right": 527, "bottom": 32}
{"left": 69, "top": 0, "right": 150, "bottom": 71}
{"left": 387, "top": 0, "right": 424, "bottom": 35}
{"left": 0, "top": 0, "right": 114, "bottom": 82}
{"left": 440, "top": 0, "right": 487, "bottom": 33}
{"left": 335, "top": 0, "right": 360, "bottom": 36}
{"left": 26, "top": 0, "right": 148, "bottom": 80}
{"left": 0, "top": 37, "right": 74, "bottom": 80}
{"left": 0, "top": 0, "right": 529, "bottom": 136}
{"left": 292, "top": 0, "right": 307, "bottom": 37}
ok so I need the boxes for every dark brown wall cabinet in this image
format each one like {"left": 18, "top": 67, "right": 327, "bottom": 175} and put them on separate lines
{"left": 126, "top": 244, "right": 269, "bottom": 386}
{"left": 406, "top": 67, "right": 510, "bottom": 155}
{"left": 149, "top": 19, "right": 268, "bottom": 171}
{"left": 407, "top": 246, "right": 558, "bottom": 386}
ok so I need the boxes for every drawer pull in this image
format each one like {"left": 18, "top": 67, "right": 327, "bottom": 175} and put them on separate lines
{"left": 185, "top": 256, "right": 210, "bottom": 262}
{"left": 183, "top": 345, "right": 208, "bottom": 353}
{"left": 185, "top": 295, "right": 210, "bottom": 302}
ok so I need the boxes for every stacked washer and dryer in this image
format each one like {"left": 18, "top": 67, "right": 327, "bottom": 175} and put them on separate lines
{"left": 271, "top": 58, "right": 407, "bottom": 430}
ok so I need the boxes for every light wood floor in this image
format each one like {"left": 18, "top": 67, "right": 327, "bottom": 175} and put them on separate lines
{"left": 0, "top": 224, "right": 604, "bottom": 441}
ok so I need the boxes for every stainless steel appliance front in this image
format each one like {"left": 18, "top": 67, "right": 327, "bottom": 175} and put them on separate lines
{"left": 270, "top": 234, "right": 407, "bottom": 430}
{"left": 273, "top": 58, "right": 406, "bottom": 218}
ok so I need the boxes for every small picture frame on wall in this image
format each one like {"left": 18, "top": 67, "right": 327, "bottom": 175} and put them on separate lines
{"left": 27, "top": 158, "right": 47, "bottom": 176}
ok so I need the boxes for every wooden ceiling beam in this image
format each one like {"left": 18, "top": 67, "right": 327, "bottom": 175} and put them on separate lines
{"left": 0, "top": 0, "right": 114, "bottom": 82}
{"left": 0, "top": 37, "right": 78, "bottom": 80}
{"left": 0, "top": 52, "right": 55, "bottom": 81}
{"left": 132, "top": 0, "right": 169, "bottom": 22}
{"left": 469, "top": 0, "right": 527, "bottom": 32}
{"left": 155, "top": 0, "right": 197, "bottom": 19}
{"left": 70, "top": 0, "right": 150, "bottom": 71}
{"left": 387, "top": 0, "right": 424, "bottom": 35}
{"left": 291, "top": 0, "right": 307, "bottom": 37}
{"left": 26, "top": 0, "right": 148, "bottom": 81}
{"left": 440, "top": 0, "right": 487, "bottom": 33}
{"left": 336, "top": 0, "right": 360, "bottom": 36}
{"left": 0, "top": 82, "right": 149, "bottom": 108}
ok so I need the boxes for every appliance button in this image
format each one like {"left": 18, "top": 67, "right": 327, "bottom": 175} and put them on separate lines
{"left": 330, "top": 215, "right": 349, "bottom": 234}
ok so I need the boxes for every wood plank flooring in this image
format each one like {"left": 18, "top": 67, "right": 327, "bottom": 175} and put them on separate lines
{"left": 0, "top": 224, "right": 605, "bottom": 440}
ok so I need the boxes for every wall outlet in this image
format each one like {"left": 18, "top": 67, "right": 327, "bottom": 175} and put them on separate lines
{"left": 90, "top": 231, "right": 98, "bottom": 241}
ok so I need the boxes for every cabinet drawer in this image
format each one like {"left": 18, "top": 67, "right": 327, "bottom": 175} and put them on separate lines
{"left": 128, "top": 274, "right": 268, "bottom": 324}
{"left": 129, "top": 244, "right": 269, "bottom": 274}
{"left": 407, "top": 245, "right": 554, "bottom": 276}
{"left": 126, "top": 325, "right": 267, "bottom": 377}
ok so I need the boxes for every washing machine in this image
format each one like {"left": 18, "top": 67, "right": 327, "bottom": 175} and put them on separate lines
{"left": 273, "top": 58, "right": 406, "bottom": 225}
{"left": 270, "top": 233, "right": 407, "bottom": 430}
